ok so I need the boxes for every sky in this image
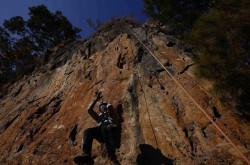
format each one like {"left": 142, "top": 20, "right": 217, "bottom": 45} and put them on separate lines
{"left": 0, "top": 0, "right": 149, "bottom": 39}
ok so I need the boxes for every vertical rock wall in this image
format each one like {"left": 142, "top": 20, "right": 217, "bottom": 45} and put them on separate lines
{"left": 0, "top": 20, "right": 249, "bottom": 164}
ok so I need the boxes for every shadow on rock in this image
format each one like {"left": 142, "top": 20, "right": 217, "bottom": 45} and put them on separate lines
{"left": 136, "top": 144, "right": 174, "bottom": 165}
{"left": 113, "top": 103, "right": 124, "bottom": 149}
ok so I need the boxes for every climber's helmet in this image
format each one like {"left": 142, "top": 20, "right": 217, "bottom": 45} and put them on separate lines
{"left": 99, "top": 103, "right": 108, "bottom": 112}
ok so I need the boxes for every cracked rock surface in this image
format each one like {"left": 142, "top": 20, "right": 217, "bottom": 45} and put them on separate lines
{"left": 0, "top": 19, "right": 249, "bottom": 165}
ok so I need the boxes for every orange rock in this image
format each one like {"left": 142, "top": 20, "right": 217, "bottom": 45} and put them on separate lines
{"left": 0, "top": 21, "right": 249, "bottom": 165}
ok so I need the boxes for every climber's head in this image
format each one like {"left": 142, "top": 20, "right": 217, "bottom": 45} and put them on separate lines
{"left": 99, "top": 103, "right": 108, "bottom": 112}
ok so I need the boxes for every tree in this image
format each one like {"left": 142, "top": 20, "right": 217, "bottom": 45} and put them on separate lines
{"left": 142, "top": 0, "right": 250, "bottom": 115}
{"left": 0, "top": 27, "right": 11, "bottom": 54}
{"left": 0, "top": 27, "right": 14, "bottom": 82}
{"left": 0, "top": 5, "right": 81, "bottom": 84}
{"left": 86, "top": 18, "right": 102, "bottom": 30}
{"left": 142, "top": 0, "right": 216, "bottom": 38}
{"left": 4, "top": 5, "right": 81, "bottom": 53}
{"left": 189, "top": 0, "right": 250, "bottom": 115}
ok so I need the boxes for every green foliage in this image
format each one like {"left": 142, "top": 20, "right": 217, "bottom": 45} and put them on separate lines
{"left": 86, "top": 16, "right": 136, "bottom": 41}
{"left": 142, "top": 0, "right": 249, "bottom": 114}
{"left": 0, "top": 5, "right": 81, "bottom": 84}
{"left": 142, "top": 0, "right": 216, "bottom": 38}
{"left": 188, "top": 0, "right": 250, "bottom": 114}
{"left": 86, "top": 18, "right": 102, "bottom": 30}
{"left": 97, "top": 16, "right": 136, "bottom": 40}
{"left": 3, "top": 16, "right": 26, "bottom": 36}
{"left": 0, "top": 27, "right": 12, "bottom": 55}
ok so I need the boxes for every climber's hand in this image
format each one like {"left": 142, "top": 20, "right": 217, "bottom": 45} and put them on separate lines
{"left": 94, "top": 91, "right": 102, "bottom": 101}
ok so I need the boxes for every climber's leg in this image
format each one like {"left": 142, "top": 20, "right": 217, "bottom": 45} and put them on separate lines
{"left": 82, "top": 127, "right": 102, "bottom": 155}
{"left": 101, "top": 125, "right": 117, "bottom": 161}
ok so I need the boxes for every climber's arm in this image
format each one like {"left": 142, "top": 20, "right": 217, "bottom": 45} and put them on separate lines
{"left": 87, "top": 92, "right": 102, "bottom": 122}
{"left": 87, "top": 100, "right": 99, "bottom": 122}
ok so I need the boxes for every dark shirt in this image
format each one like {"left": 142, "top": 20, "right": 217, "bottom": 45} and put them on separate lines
{"left": 97, "top": 111, "right": 114, "bottom": 126}
{"left": 87, "top": 100, "right": 115, "bottom": 126}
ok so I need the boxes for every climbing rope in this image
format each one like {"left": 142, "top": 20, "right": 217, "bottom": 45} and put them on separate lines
{"left": 135, "top": 65, "right": 159, "bottom": 149}
{"left": 128, "top": 27, "right": 250, "bottom": 164}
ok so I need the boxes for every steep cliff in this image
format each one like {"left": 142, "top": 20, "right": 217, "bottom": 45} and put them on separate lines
{"left": 0, "top": 19, "right": 249, "bottom": 165}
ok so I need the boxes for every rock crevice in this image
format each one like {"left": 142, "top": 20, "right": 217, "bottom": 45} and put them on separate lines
{"left": 0, "top": 19, "right": 249, "bottom": 165}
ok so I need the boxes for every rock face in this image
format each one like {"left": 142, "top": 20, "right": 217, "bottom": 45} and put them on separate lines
{"left": 0, "top": 19, "right": 249, "bottom": 165}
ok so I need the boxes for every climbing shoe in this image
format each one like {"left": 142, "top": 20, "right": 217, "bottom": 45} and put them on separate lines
{"left": 74, "top": 153, "right": 93, "bottom": 165}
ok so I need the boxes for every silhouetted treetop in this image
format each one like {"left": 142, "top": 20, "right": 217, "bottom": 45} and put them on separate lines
{"left": 0, "top": 5, "right": 81, "bottom": 84}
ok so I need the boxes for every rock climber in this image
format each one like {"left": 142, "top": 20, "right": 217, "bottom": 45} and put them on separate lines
{"left": 74, "top": 92, "right": 120, "bottom": 165}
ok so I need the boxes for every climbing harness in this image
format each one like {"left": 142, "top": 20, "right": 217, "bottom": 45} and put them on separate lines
{"left": 128, "top": 27, "right": 250, "bottom": 164}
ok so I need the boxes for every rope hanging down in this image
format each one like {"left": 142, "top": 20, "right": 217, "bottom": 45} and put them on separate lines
{"left": 135, "top": 65, "right": 159, "bottom": 149}
{"left": 128, "top": 27, "right": 250, "bottom": 164}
